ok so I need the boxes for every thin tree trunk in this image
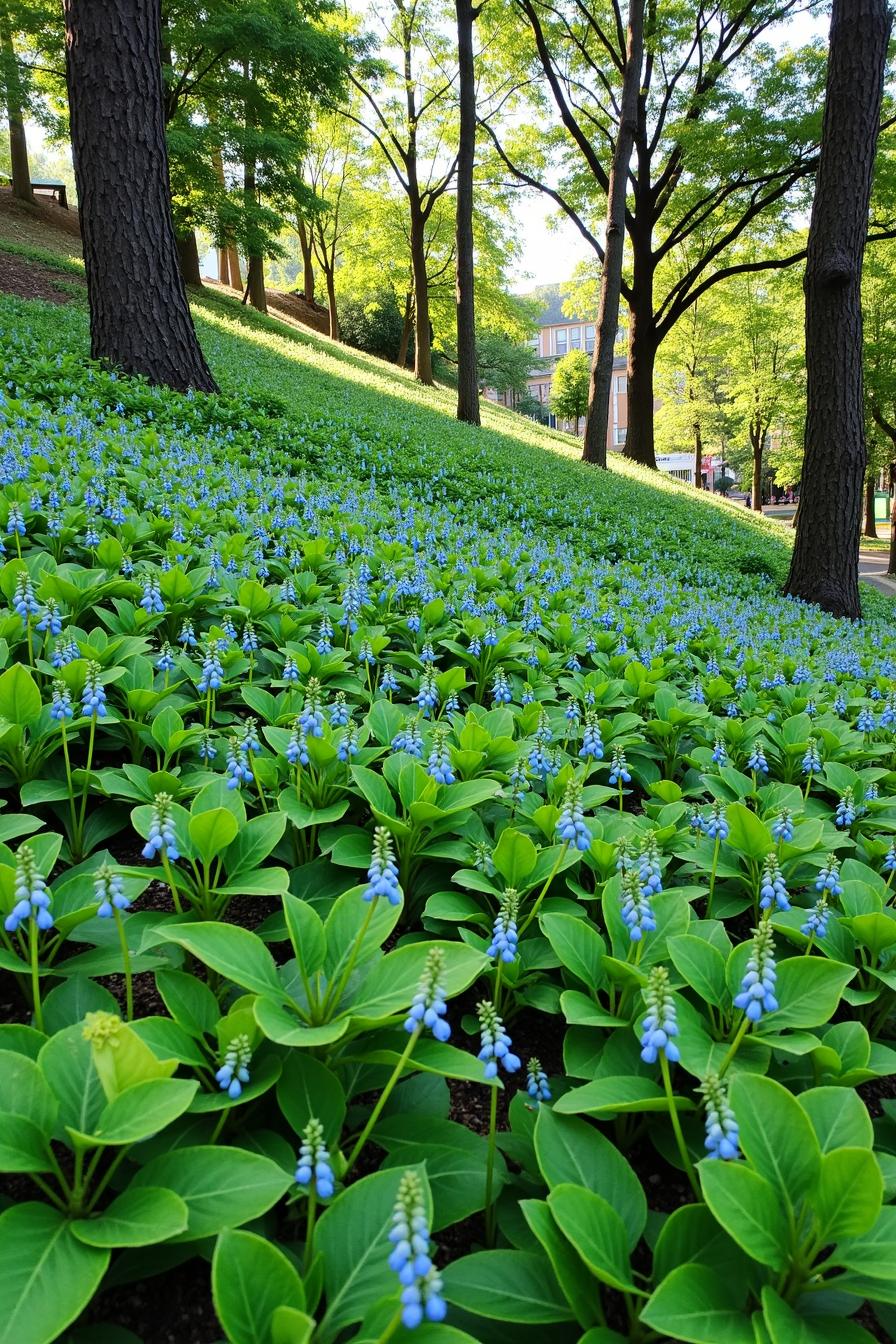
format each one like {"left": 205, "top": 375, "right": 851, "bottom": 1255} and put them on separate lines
{"left": 692, "top": 403, "right": 703, "bottom": 489}
{"left": 1, "top": 18, "right": 33, "bottom": 203}
{"left": 218, "top": 246, "right": 229, "bottom": 285}
{"left": 227, "top": 246, "right": 242, "bottom": 291}
{"left": 751, "top": 427, "right": 764, "bottom": 512}
{"left": 863, "top": 475, "right": 878, "bottom": 538}
{"left": 298, "top": 216, "right": 315, "bottom": 302}
{"left": 889, "top": 490, "right": 896, "bottom": 575}
{"left": 246, "top": 254, "right": 266, "bottom": 312}
{"left": 582, "top": 0, "right": 643, "bottom": 467}
{"left": 784, "top": 0, "right": 890, "bottom": 617}
{"left": 63, "top": 0, "right": 216, "bottom": 392}
{"left": 325, "top": 267, "right": 339, "bottom": 340}
{"left": 243, "top": 61, "right": 267, "bottom": 315}
{"left": 397, "top": 291, "right": 413, "bottom": 367}
{"left": 455, "top": 0, "right": 480, "bottom": 424}
{"left": 177, "top": 229, "right": 202, "bottom": 286}
{"left": 410, "top": 204, "right": 433, "bottom": 384}
{"left": 210, "top": 140, "right": 242, "bottom": 290}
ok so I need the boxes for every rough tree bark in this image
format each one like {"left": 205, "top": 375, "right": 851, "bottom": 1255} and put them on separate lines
{"left": 177, "top": 229, "right": 203, "bottom": 286}
{"left": 63, "top": 0, "right": 217, "bottom": 392}
{"left": 455, "top": 0, "right": 480, "bottom": 424}
{"left": 750, "top": 424, "right": 765, "bottom": 513}
{"left": 784, "top": 0, "right": 889, "bottom": 617}
{"left": 409, "top": 203, "right": 432, "bottom": 383}
{"left": 582, "top": 0, "right": 643, "bottom": 467}
{"left": 863, "top": 476, "right": 878, "bottom": 538}
{"left": 297, "top": 217, "right": 315, "bottom": 302}
{"left": 1, "top": 16, "right": 32, "bottom": 203}
{"left": 324, "top": 268, "right": 339, "bottom": 340}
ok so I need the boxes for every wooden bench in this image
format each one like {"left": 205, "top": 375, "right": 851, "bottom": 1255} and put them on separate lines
{"left": 0, "top": 174, "right": 69, "bottom": 208}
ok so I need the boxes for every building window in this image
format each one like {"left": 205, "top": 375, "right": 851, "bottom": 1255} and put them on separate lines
{"left": 614, "top": 427, "right": 627, "bottom": 446}
{"left": 669, "top": 468, "right": 692, "bottom": 482}
{"left": 570, "top": 326, "right": 582, "bottom": 349}
{"left": 615, "top": 374, "right": 626, "bottom": 393}
{"left": 555, "top": 328, "right": 567, "bottom": 355}
{"left": 585, "top": 324, "right": 595, "bottom": 352}
{"left": 528, "top": 335, "right": 539, "bottom": 350}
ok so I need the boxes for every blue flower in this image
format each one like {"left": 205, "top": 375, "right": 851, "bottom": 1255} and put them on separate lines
{"left": 95, "top": 864, "right": 130, "bottom": 918}
{"left": 4, "top": 845, "right": 52, "bottom": 932}
{"left": 337, "top": 723, "right": 359, "bottom": 762}
{"left": 883, "top": 842, "right": 896, "bottom": 874}
{"left": 404, "top": 946, "right": 451, "bottom": 1041}
{"left": 329, "top": 692, "right": 350, "bottom": 727}
{"left": 487, "top": 890, "right": 519, "bottom": 964}
{"left": 759, "top": 855, "right": 789, "bottom": 912}
{"left": 388, "top": 1170, "right": 446, "bottom": 1328}
{"left": 771, "top": 809, "right": 794, "bottom": 843}
{"left": 835, "top": 788, "right": 857, "bottom": 828}
{"left": 815, "top": 854, "right": 843, "bottom": 896}
{"left": 225, "top": 738, "right": 253, "bottom": 789}
{"left": 608, "top": 747, "right": 631, "bottom": 786}
{"left": 801, "top": 738, "right": 822, "bottom": 775}
{"left": 215, "top": 1034, "right": 252, "bottom": 1099}
{"left": 364, "top": 827, "right": 402, "bottom": 906}
{"left": 579, "top": 711, "right": 604, "bottom": 760}
{"left": 35, "top": 599, "right": 62, "bottom": 635}
{"left": 141, "top": 793, "right": 180, "bottom": 862}
{"left": 733, "top": 922, "right": 778, "bottom": 1022}
{"left": 426, "top": 727, "right": 455, "bottom": 785}
{"left": 639, "top": 966, "right": 679, "bottom": 1064}
{"left": 295, "top": 1116, "right": 335, "bottom": 1199}
{"left": 156, "top": 641, "right": 177, "bottom": 673}
{"left": 638, "top": 835, "right": 663, "bottom": 895}
{"left": 380, "top": 664, "right": 399, "bottom": 693}
{"left": 139, "top": 578, "right": 165, "bottom": 614}
{"left": 703, "top": 803, "right": 729, "bottom": 842}
{"left": 801, "top": 895, "right": 830, "bottom": 940}
{"left": 476, "top": 1000, "right": 521, "bottom": 1078}
{"left": 50, "top": 680, "right": 73, "bottom": 721}
{"left": 491, "top": 669, "right": 512, "bottom": 705}
{"left": 857, "top": 708, "right": 876, "bottom": 734}
{"left": 620, "top": 868, "right": 656, "bottom": 942}
{"left": 415, "top": 671, "right": 439, "bottom": 716}
{"left": 392, "top": 720, "right": 424, "bottom": 758}
{"left": 747, "top": 741, "right": 769, "bottom": 774}
{"left": 286, "top": 721, "right": 309, "bottom": 767}
{"left": 198, "top": 644, "right": 224, "bottom": 693}
{"left": 700, "top": 1073, "right": 740, "bottom": 1160}
{"left": 526, "top": 1057, "right": 551, "bottom": 1105}
{"left": 556, "top": 780, "right": 591, "bottom": 851}
{"left": 711, "top": 737, "right": 728, "bottom": 766}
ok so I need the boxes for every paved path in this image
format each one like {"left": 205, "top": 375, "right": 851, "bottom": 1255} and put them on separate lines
{"left": 859, "top": 551, "right": 896, "bottom": 596}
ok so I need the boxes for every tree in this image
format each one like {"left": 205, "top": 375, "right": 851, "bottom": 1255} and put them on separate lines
{"left": 784, "top": 0, "right": 890, "bottom": 619}
{"left": 346, "top": 0, "right": 459, "bottom": 384}
{"left": 455, "top": 0, "right": 481, "bottom": 423}
{"left": 654, "top": 283, "right": 731, "bottom": 485}
{"left": 863, "top": 243, "right": 896, "bottom": 556}
{"left": 484, "top": 1, "right": 824, "bottom": 468}
{"left": 550, "top": 348, "right": 590, "bottom": 433}
{"left": 63, "top": 0, "right": 217, "bottom": 393}
{"left": 0, "top": 6, "right": 33, "bottom": 201}
{"left": 303, "top": 111, "right": 360, "bottom": 339}
{"left": 581, "top": 0, "right": 643, "bottom": 469}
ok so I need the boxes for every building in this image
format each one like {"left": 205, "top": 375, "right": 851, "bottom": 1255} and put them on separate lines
{"left": 484, "top": 283, "right": 716, "bottom": 483}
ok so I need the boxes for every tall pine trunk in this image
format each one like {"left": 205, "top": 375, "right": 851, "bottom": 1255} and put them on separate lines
{"left": 63, "top": 0, "right": 217, "bottom": 393}
{"left": 1, "top": 17, "right": 32, "bottom": 203}
{"left": 297, "top": 217, "right": 315, "bottom": 302}
{"left": 784, "top": 0, "right": 889, "bottom": 617}
{"left": 750, "top": 425, "right": 764, "bottom": 511}
{"left": 410, "top": 204, "right": 433, "bottom": 384}
{"left": 624, "top": 302, "right": 657, "bottom": 467}
{"left": 863, "top": 475, "right": 878, "bottom": 538}
{"left": 454, "top": 0, "right": 479, "bottom": 424}
{"left": 582, "top": 0, "right": 643, "bottom": 467}
{"left": 177, "top": 229, "right": 202, "bottom": 286}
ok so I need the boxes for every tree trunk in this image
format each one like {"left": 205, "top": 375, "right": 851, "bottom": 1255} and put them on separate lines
{"left": 784, "top": 0, "right": 889, "bottom": 617}
{"left": 210, "top": 140, "right": 242, "bottom": 290}
{"left": 410, "top": 205, "right": 433, "bottom": 384}
{"left": 218, "top": 247, "right": 229, "bottom": 286}
{"left": 243, "top": 62, "right": 266, "bottom": 315}
{"left": 751, "top": 426, "right": 764, "bottom": 512}
{"left": 454, "top": 0, "right": 480, "bottom": 425}
{"left": 297, "top": 217, "right": 315, "bottom": 302}
{"left": 692, "top": 404, "right": 703, "bottom": 489}
{"left": 582, "top": 0, "right": 643, "bottom": 467}
{"left": 863, "top": 475, "right": 878, "bottom": 538}
{"left": 63, "top": 0, "right": 217, "bottom": 392}
{"left": 177, "top": 229, "right": 202, "bottom": 286}
{"left": 623, "top": 300, "right": 657, "bottom": 467}
{"left": 324, "top": 267, "right": 339, "bottom": 340}
{"left": 1, "top": 19, "right": 32, "bottom": 203}
{"left": 889, "top": 491, "right": 896, "bottom": 575}
{"left": 397, "top": 291, "right": 413, "bottom": 368}
{"left": 227, "top": 246, "right": 242, "bottom": 291}
{"left": 246, "top": 254, "right": 266, "bottom": 313}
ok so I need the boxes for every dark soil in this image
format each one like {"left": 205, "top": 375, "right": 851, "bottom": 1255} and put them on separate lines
{"left": 78, "top": 1258, "right": 220, "bottom": 1344}
{"left": 0, "top": 248, "right": 82, "bottom": 305}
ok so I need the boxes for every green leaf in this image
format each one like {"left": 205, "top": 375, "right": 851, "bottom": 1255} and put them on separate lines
{"left": 491, "top": 828, "right": 538, "bottom": 885}
{"left": 38, "top": 1025, "right": 105, "bottom": 1135}
{"left": 0, "top": 1203, "right": 110, "bottom": 1344}
{"left": 0, "top": 1048, "right": 58, "bottom": 1132}
{"left": 283, "top": 893, "right": 326, "bottom": 978}
{"left": 698, "top": 1160, "right": 789, "bottom": 1270}
{"left": 163, "top": 923, "right": 283, "bottom": 998}
{"left": 0, "top": 663, "right": 41, "bottom": 726}
{"left": 547, "top": 1183, "right": 639, "bottom": 1292}
{"left": 800, "top": 1086, "right": 873, "bottom": 1151}
{"left": 540, "top": 912, "right": 605, "bottom": 990}
{"left": 131, "top": 1145, "right": 293, "bottom": 1240}
{"left": 375, "top": 1115, "right": 503, "bottom": 1231}
{"left": 0, "top": 1113, "right": 52, "bottom": 1172}
{"left": 838, "top": 1206, "right": 896, "bottom": 1277}
{"left": 254, "top": 997, "right": 350, "bottom": 1048}
{"left": 760, "top": 959, "right": 855, "bottom": 1030}
{"left": 70, "top": 1186, "right": 189, "bottom": 1247}
{"left": 441, "top": 1251, "right": 575, "bottom": 1324}
{"left": 188, "top": 807, "right": 239, "bottom": 864}
{"left": 520, "top": 1199, "right": 601, "bottom": 1329}
{"left": 652, "top": 1204, "right": 749, "bottom": 1283}
{"left": 554, "top": 1075, "right": 694, "bottom": 1118}
{"left": 71, "top": 1077, "right": 199, "bottom": 1147}
{"left": 729, "top": 1074, "right": 821, "bottom": 1201}
{"left": 640, "top": 1264, "right": 753, "bottom": 1344}
{"left": 725, "top": 803, "right": 773, "bottom": 861}
{"left": 316, "top": 1168, "right": 430, "bottom": 1343}
{"left": 222, "top": 812, "right": 287, "bottom": 876}
{"left": 668, "top": 935, "right": 727, "bottom": 1006}
{"left": 760, "top": 1285, "right": 875, "bottom": 1344}
{"left": 155, "top": 968, "right": 219, "bottom": 1039}
{"left": 534, "top": 1107, "right": 646, "bottom": 1249}
{"left": 347, "top": 942, "right": 488, "bottom": 1025}
{"left": 271, "top": 1307, "right": 316, "bottom": 1344}
{"left": 809, "top": 1148, "right": 883, "bottom": 1240}
{"left": 212, "top": 1229, "right": 305, "bottom": 1344}
{"left": 276, "top": 1052, "right": 346, "bottom": 1144}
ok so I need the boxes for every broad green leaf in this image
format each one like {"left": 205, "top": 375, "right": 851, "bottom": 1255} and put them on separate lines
{"left": 668, "top": 935, "right": 727, "bottom": 1006}
{"left": 809, "top": 1148, "right": 883, "bottom": 1240}
{"left": 347, "top": 942, "right": 488, "bottom": 1025}
{"left": 698, "top": 1160, "right": 789, "bottom": 1270}
{"left": 760, "top": 1285, "right": 874, "bottom": 1344}
{"left": 254, "top": 997, "right": 350, "bottom": 1048}
{"left": 441, "top": 1250, "right": 575, "bottom": 1324}
{"left": 0, "top": 1049, "right": 58, "bottom": 1132}
{"left": 492, "top": 827, "right": 538, "bottom": 885}
{"left": 534, "top": 1107, "right": 646, "bottom": 1248}
{"left": 70, "top": 1186, "right": 189, "bottom": 1247}
{"left": 555, "top": 1075, "right": 695, "bottom": 1118}
{"left": 71, "top": 1077, "right": 198, "bottom": 1147}
{"left": 0, "top": 1113, "right": 52, "bottom": 1172}
{"left": 131, "top": 1145, "right": 293, "bottom": 1240}
{"left": 0, "top": 1203, "right": 109, "bottom": 1344}
{"left": 800, "top": 1086, "right": 873, "bottom": 1151}
{"left": 640, "top": 1264, "right": 754, "bottom": 1344}
{"left": 283, "top": 893, "right": 326, "bottom": 977}
{"left": 375, "top": 1115, "right": 503, "bottom": 1231}
{"left": 212, "top": 1229, "right": 305, "bottom": 1344}
{"left": 760, "top": 959, "right": 855, "bottom": 1030}
{"left": 155, "top": 968, "right": 219, "bottom": 1038}
{"left": 838, "top": 1205, "right": 896, "bottom": 1277}
{"left": 540, "top": 912, "right": 605, "bottom": 990}
{"left": 729, "top": 1074, "right": 821, "bottom": 1201}
{"left": 521, "top": 1199, "right": 601, "bottom": 1329}
{"left": 188, "top": 806, "right": 239, "bottom": 864}
{"left": 163, "top": 923, "right": 283, "bottom": 998}
{"left": 276, "top": 1052, "right": 346, "bottom": 1143}
{"left": 547, "top": 1183, "right": 639, "bottom": 1292}
{"left": 0, "top": 663, "right": 41, "bottom": 726}
{"left": 652, "top": 1204, "right": 749, "bottom": 1283}
{"left": 725, "top": 803, "right": 773, "bottom": 861}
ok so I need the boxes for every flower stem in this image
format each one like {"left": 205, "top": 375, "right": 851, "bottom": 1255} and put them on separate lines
{"left": 519, "top": 842, "right": 569, "bottom": 936}
{"left": 660, "top": 1053, "right": 698, "bottom": 1197}
{"left": 343, "top": 1027, "right": 419, "bottom": 1178}
{"left": 161, "top": 850, "right": 183, "bottom": 914}
{"left": 113, "top": 907, "right": 133, "bottom": 1020}
{"left": 75, "top": 714, "right": 97, "bottom": 855}
{"left": 718, "top": 1014, "right": 751, "bottom": 1078}
{"left": 706, "top": 834, "right": 721, "bottom": 919}
{"left": 484, "top": 1083, "right": 500, "bottom": 1247}
{"left": 304, "top": 1188, "right": 317, "bottom": 1273}
{"left": 374, "top": 1307, "right": 403, "bottom": 1344}
{"left": 321, "top": 898, "right": 376, "bottom": 1019}
{"left": 29, "top": 918, "right": 43, "bottom": 1032}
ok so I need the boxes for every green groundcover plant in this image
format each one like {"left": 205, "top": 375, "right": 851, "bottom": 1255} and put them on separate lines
{"left": 0, "top": 288, "right": 895, "bottom": 1344}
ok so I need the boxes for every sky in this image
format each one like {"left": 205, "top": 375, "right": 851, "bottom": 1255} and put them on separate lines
{"left": 511, "top": 7, "right": 830, "bottom": 292}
